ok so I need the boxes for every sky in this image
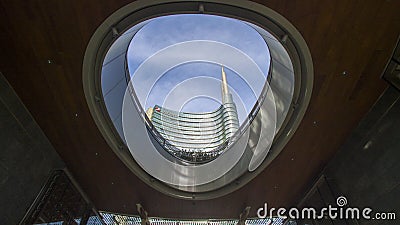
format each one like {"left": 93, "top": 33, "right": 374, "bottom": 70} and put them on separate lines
{"left": 126, "top": 14, "right": 271, "bottom": 123}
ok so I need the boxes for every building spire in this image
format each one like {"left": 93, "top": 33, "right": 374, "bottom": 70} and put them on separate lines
{"left": 221, "top": 66, "right": 229, "bottom": 96}
{"left": 220, "top": 65, "right": 239, "bottom": 136}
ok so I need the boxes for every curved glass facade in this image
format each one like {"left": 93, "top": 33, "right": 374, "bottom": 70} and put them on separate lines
{"left": 147, "top": 67, "right": 239, "bottom": 163}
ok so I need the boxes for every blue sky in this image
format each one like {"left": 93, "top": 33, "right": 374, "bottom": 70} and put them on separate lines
{"left": 127, "top": 14, "right": 270, "bottom": 123}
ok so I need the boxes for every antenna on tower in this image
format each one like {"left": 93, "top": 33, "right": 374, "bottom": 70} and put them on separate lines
{"left": 221, "top": 66, "right": 229, "bottom": 101}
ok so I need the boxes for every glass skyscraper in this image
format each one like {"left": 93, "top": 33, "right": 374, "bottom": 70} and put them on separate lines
{"left": 146, "top": 67, "right": 239, "bottom": 163}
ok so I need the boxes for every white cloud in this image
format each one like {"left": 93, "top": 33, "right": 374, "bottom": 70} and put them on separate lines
{"left": 126, "top": 14, "right": 271, "bottom": 126}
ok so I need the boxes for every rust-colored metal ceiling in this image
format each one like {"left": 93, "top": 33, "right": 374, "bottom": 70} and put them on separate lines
{"left": 0, "top": 0, "right": 399, "bottom": 219}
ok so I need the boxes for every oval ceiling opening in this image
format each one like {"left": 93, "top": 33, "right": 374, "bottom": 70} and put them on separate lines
{"left": 83, "top": 0, "right": 313, "bottom": 200}
{"left": 120, "top": 14, "right": 271, "bottom": 164}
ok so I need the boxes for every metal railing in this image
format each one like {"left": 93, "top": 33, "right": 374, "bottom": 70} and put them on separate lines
{"left": 99, "top": 211, "right": 288, "bottom": 225}
{"left": 20, "top": 170, "right": 105, "bottom": 225}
